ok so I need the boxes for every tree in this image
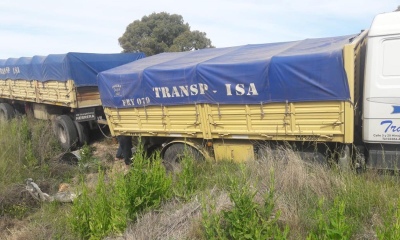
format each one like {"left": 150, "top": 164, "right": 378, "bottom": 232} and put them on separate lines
{"left": 118, "top": 12, "right": 214, "bottom": 56}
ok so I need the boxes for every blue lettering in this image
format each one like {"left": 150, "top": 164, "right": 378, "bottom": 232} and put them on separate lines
{"left": 381, "top": 120, "right": 400, "bottom": 133}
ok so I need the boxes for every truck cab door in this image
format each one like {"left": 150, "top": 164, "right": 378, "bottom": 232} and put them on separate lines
{"left": 363, "top": 12, "right": 400, "bottom": 143}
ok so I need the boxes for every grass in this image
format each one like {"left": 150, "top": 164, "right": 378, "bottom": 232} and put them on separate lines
{"left": 3, "top": 117, "right": 400, "bottom": 239}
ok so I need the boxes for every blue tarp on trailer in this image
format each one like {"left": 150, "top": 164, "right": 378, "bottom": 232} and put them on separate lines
{"left": 0, "top": 52, "right": 146, "bottom": 87}
{"left": 98, "top": 34, "right": 356, "bottom": 108}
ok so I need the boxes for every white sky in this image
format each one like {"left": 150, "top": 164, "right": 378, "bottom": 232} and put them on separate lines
{"left": 0, "top": 0, "right": 398, "bottom": 59}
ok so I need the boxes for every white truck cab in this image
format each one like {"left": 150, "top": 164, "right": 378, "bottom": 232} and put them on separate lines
{"left": 363, "top": 11, "right": 400, "bottom": 168}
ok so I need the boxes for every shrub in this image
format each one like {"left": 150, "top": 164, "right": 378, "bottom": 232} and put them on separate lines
{"left": 307, "top": 197, "right": 350, "bottom": 240}
{"left": 202, "top": 169, "right": 289, "bottom": 240}
{"left": 174, "top": 148, "right": 198, "bottom": 199}
{"left": 376, "top": 198, "right": 400, "bottom": 239}
{"left": 125, "top": 148, "right": 172, "bottom": 219}
{"left": 69, "top": 145, "right": 172, "bottom": 239}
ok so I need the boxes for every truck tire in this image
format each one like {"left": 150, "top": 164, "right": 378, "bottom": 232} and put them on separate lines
{"left": 74, "top": 121, "right": 89, "bottom": 146}
{"left": 0, "top": 103, "right": 15, "bottom": 122}
{"left": 55, "top": 115, "right": 78, "bottom": 150}
{"left": 163, "top": 143, "right": 204, "bottom": 172}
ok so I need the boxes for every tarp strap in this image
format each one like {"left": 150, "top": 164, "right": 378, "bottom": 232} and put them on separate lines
{"left": 285, "top": 100, "right": 289, "bottom": 116}
{"left": 195, "top": 103, "right": 198, "bottom": 123}
{"left": 161, "top": 104, "right": 166, "bottom": 126}
{"left": 217, "top": 103, "right": 221, "bottom": 118}
{"left": 116, "top": 107, "right": 120, "bottom": 120}
{"left": 260, "top": 102, "right": 264, "bottom": 119}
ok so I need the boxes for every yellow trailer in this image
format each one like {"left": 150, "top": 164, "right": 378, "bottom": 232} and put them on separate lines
{"left": 99, "top": 30, "right": 367, "bottom": 167}
{"left": 0, "top": 52, "right": 145, "bottom": 150}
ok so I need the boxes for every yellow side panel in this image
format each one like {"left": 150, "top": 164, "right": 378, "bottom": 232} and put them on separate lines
{"left": 105, "top": 104, "right": 206, "bottom": 138}
{"left": 0, "top": 79, "right": 78, "bottom": 108}
{"left": 214, "top": 141, "right": 254, "bottom": 162}
{"left": 9, "top": 80, "right": 36, "bottom": 102}
{"left": 342, "top": 30, "right": 367, "bottom": 143}
{"left": 106, "top": 101, "right": 347, "bottom": 143}
{"left": 0, "top": 80, "right": 11, "bottom": 98}
{"left": 292, "top": 102, "right": 344, "bottom": 135}
{"left": 207, "top": 104, "right": 288, "bottom": 138}
{"left": 208, "top": 102, "right": 345, "bottom": 142}
{"left": 36, "top": 80, "right": 77, "bottom": 107}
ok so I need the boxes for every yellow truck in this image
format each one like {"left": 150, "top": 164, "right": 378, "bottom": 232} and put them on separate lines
{"left": 0, "top": 52, "right": 145, "bottom": 150}
{"left": 98, "top": 11, "right": 400, "bottom": 170}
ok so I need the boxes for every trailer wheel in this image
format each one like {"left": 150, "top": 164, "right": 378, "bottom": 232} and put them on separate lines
{"left": 55, "top": 115, "right": 78, "bottom": 150}
{"left": 163, "top": 143, "right": 204, "bottom": 172}
{"left": 74, "top": 121, "right": 90, "bottom": 146}
{"left": 0, "top": 103, "right": 15, "bottom": 122}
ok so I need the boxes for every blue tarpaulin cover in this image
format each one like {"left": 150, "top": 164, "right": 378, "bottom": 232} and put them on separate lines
{"left": 98, "top": 35, "right": 356, "bottom": 108}
{"left": 0, "top": 52, "right": 146, "bottom": 87}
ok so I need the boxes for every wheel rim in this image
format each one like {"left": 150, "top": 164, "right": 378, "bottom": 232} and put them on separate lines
{"left": 58, "top": 124, "right": 67, "bottom": 144}
{"left": 0, "top": 109, "right": 6, "bottom": 123}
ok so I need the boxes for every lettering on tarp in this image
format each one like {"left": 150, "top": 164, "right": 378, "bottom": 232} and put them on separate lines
{"left": 225, "top": 83, "right": 258, "bottom": 96}
{"left": 122, "top": 97, "right": 150, "bottom": 106}
{"left": 121, "top": 82, "right": 260, "bottom": 106}
{"left": 0, "top": 67, "right": 20, "bottom": 75}
{"left": 152, "top": 83, "right": 209, "bottom": 98}
{"left": 0, "top": 67, "right": 10, "bottom": 75}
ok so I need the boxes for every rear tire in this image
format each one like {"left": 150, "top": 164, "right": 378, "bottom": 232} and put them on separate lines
{"left": 163, "top": 143, "right": 203, "bottom": 172}
{"left": 0, "top": 103, "right": 15, "bottom": 122}
{"left": 55, "top": 115, "right": 78, "bottom": 150}
{"left": 74, "top": 121, "right": 90, "bottom": 146}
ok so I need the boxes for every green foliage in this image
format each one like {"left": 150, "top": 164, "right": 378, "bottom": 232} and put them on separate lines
{"left": 79, "top": 144, "right": 93, "bottom": 164}
{"left": 377, "top": 199, "right": 400, "bottom": 239}
{"left": 69, "top": 146, "right": 172, "bottom": 239}
{"left": 69, "top": 178, "right": 91, "bottom": 238}
{"left": 70, "top": 171, "right": 128, "bottom": 239}
{"left": 307, "top": 198, "right": 350, "bottom": 240}
{"left": 119, "top": 12, "right": 213, "bottom": 56}
{"left": 174, "top": 148, "right": 198, "bottom": 199}
{"left": 109, "top": 171, "right": 128, "bottom": 233}
{"left": 125, "top": 147, "right": 172, "bottom": 218}
{"left": 0, "top": 117, "right": 61, "bottom": 188}
{"left": 6, "top": 119, "right": 400, "bottom": 240}
{"left": 3, "top": 203, "right": 30, "bottom": 219}
{"left": 202, "top": 169, "right": 288, "bottom": 240}
{"left": 201, "top": 202, "right": 224, "bottom": 240}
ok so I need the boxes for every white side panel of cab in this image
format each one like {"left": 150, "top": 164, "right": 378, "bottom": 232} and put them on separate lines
{"left": 363, "top": 36, "right": 400, "bottom": 143}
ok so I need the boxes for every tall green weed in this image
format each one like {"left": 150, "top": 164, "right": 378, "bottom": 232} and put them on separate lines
{"left": 0, "top": 117, "right": 61, "bottom": 188}
{"left": 202, "top": 168, "right": 288, "bottom": 240}
{"left": 377, "top": 198, "right": 400, "bottom": 239}
{"left": 125, "top": 148, "right": 172, "bottom": 219}
{"left": 174, "top": 149, "right": 197, "bottom": 199}
{"left": 69, "top": 145, "right": 172, "bottom": 239}
{"left": 307, "top": 197, "right": 350, "bottom": 240}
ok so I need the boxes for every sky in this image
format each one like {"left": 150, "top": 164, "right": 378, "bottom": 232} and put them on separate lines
{"left": 0, "top": 0, "right": 398, "bottom": 59}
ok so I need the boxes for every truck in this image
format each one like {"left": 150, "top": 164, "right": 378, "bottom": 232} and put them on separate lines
{"left": 97, "top": 11, "right": 400, "bottom": 170}
{"left": 0, "top": 52, "right": 145, "bottom": 150}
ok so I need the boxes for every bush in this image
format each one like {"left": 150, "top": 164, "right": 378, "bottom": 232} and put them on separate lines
{"left": 377, "top": 198, "right": 400, "bottom": 239}
{"left": 202, "top": 168, "right": 289, "bottom": 240}
{"left": 174, "top": 149, "right": 198, "bottom": 199}
{"left": 69, "top": 145, "right": 172, "bottom": 239}
{"left": 125, "top": 149, "right": 172, "bottom": 219}
{"left": 307, "top": 197, "right": 350, "bottom": 240}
